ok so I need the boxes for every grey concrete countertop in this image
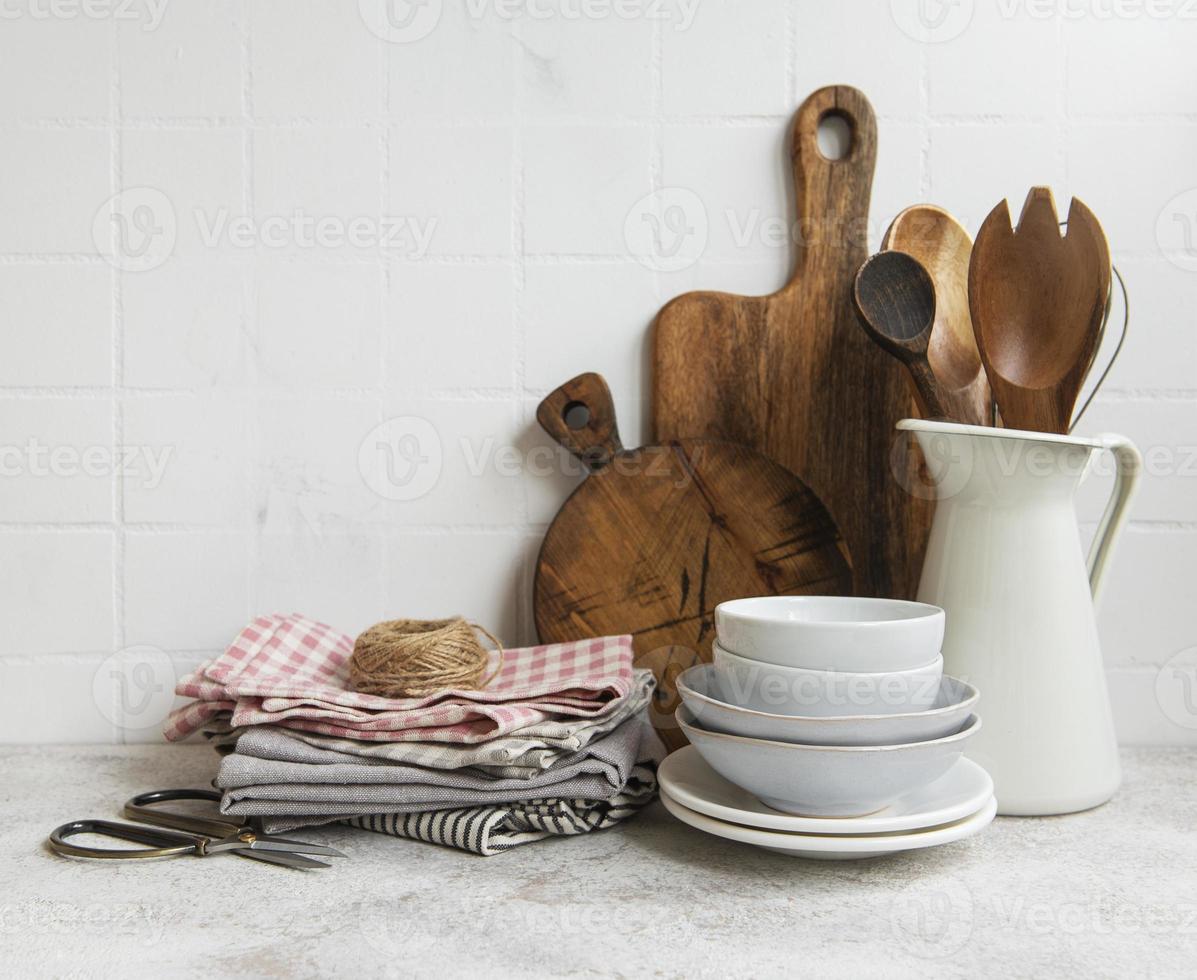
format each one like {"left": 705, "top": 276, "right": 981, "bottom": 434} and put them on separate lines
{"left": 1, "top": 745, "right": 1194, "bottom": 978}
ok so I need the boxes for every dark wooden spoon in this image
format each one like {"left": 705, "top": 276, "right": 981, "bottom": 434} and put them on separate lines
{"left": 853, "top": 251, "right": 947, "bottom": 418}
{"left": 968, "top": 187, "right": 1111, "bottom": 434}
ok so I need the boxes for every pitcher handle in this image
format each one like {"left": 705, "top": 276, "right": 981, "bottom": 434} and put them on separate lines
{"left": 1087, "top": 433, "right": 1142, "bottom": 602}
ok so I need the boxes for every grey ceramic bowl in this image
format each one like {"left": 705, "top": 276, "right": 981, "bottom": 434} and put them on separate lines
{"left": 677, "top": 664, "right": 978, "bottom": 746}
{"left": 677, "top": 702, "right": 981, "bottom": 817}
{"left": 712, "top": 643, "right": 943, "bottom": 717}
{"left": 714, "top": 595, "right": 945, "bottom": 673}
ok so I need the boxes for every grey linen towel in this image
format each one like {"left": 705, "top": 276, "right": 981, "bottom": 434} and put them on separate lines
{"left": 217, "top": 711, "right": 645, "bottom": 821}
{"left": 342, "top": 762, "right": 659, "bottom": 856}
{"left": 220, "top": 669, "right": 655, "bottom": 779}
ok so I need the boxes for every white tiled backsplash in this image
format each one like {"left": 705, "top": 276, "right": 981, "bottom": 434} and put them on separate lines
{"left": 0, "top": 1, "right": 1194, "bottom": 744}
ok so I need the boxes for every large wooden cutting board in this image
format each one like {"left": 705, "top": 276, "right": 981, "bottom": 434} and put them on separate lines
{"left": 652, "top": 85, "right": 933, "bottom": 599}
{"left": 532, "top": 373, "right": 852, "bottom": 748}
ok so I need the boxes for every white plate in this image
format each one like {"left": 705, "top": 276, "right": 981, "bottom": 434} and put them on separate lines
{"left": 660, "top": 787, "right": 997, "bottom": 860}
{"left": 659, "top": 745, "right": 993, "bottom": 835}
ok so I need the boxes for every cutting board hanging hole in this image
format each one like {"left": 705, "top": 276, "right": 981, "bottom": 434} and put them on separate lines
{"left": 563, "top": 401, "right": 590, "bottom": 430}
{"left": 816, "top": 111, "right": 853, "bottom": 161}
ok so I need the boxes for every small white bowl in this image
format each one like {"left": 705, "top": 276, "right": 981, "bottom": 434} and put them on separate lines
{"left": 715, "top": 595, "right": 945, "bottom": 673}
{"left": 677, "top": 702, "right": 981, "bottom": 817}
{"left": 712, "top": 643, "right": 942, "bottom": 717}
{"left": 677, "top": 664, "right": 977, "bottom": 746}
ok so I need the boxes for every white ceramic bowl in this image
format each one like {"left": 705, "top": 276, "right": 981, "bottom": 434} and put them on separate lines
{"left": 677, "top": 663, "right": 977, "bottom": 746}
{"left": 714, "top": 595, "right": 945, "bottom": 673}
{"left": 712, "top": 643, "right": 943, "bottom": 717}
{"left": 677, "top": 702, "right": 981, "bottom": 817}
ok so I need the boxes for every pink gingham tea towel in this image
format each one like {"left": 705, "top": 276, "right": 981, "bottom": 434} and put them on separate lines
{"left": 165, "top": 614, "right": 635, "bottom": 744}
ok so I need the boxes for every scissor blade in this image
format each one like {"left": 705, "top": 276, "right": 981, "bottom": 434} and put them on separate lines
{"left": 232, "top": 847, "right": 330, "bottom": 870}
{"left": 250, "top": 835, "right": 346, "bottom": 858}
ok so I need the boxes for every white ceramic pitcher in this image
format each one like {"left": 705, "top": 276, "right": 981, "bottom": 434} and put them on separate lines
{"left": 897, "top": 419, "right": 1141, "bottom": 816}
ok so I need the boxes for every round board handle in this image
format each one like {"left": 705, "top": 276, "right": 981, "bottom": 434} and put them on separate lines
{"left": 536, "top": 372, "right": 624, "bottom": 472}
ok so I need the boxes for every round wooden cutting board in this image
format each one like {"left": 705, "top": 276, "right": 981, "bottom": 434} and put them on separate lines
{"left": 532, "top": 373, "right": 853, "bottom": 749}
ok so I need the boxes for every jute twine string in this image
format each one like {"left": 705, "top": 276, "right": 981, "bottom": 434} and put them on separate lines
{"left": 349, "top": 617, "right": 504, "bottom": 698}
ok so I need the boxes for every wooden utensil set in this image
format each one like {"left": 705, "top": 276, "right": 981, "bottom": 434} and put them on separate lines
{"left": 530, "top": 85, "right": 1115, "bottom": 744}
{"left": 861, "top": 188, "right": 1112, "bottom": 434}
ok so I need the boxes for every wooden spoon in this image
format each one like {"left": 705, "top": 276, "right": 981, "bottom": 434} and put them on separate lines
{"left": 883, "top": 205, "right": 992, "bottom": 425}
{"left": 968, "top": 187, "right": 1111, "bottom": 434}
{"left": 853, "top": 251, "right": 947, "bottom": 419}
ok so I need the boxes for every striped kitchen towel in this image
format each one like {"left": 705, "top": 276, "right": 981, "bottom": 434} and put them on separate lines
{"left": 341, "top": 763, "right": 658, "bottom": 856}
{"left": 165, "top": 613, "right": 634, "bottom": 744}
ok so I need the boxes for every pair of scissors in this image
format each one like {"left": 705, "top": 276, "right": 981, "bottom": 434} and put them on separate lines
{"left": 48, "top": 788, "right": 346, "bottom": 870}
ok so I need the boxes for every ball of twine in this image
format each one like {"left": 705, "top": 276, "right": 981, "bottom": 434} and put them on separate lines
{"left": 349, "top": 617, "right": 504, "bottom": 699}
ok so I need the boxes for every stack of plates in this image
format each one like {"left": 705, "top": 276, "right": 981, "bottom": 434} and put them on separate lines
{"left": 660, "top": 746, "right": 995, "bottom": 860}
{"left": 661, "top": 596, "right": 996, "bottom": 859}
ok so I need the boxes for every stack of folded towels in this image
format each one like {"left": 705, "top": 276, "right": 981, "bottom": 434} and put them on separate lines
{"left": 165, "top": 614, "right": 660, "bottom": 855}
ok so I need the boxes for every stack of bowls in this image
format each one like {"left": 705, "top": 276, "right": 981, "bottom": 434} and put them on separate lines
{"left": 662, "top": 596, "right": 994, "bottom": 858}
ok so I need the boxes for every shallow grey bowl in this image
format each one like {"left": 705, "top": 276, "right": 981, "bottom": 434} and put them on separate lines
{"left": 677, "top": 702, "right": 981, "bottom": 817}
{"left": 677, "top": 664, "right": 978, "bottom": 746}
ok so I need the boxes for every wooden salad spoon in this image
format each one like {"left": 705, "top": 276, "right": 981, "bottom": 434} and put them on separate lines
{"left": 883, "top": 205, "right": 992, "bottom": 426}
{"left": 853, "top": 251, "right": 947, "bottom": 419}
{"left": 968, "top": 187, "right": 1111, "bottom": 434}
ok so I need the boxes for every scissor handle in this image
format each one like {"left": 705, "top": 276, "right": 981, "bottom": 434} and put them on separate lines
{"left": 48, "top": 819, "right": 205, "bottom": 860}
{"left": 124, "top": 788, "right": 246, "bottom": 839}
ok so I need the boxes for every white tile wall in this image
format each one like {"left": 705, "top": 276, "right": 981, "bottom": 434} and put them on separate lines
{"left": 388, "top": 126, "right": 512, "bottom": 256}
{"left": 119, "top": 0, "right": 242, "bottom": 119}
{"left": 123, "top": 262, "right": 249, "bottom": 388}
{"left": 0, "top": 398, "right": 113, "bottom": 522}
{"left": 0, "top": 17, "right": 111, "bottom": 122}
{"left": 523, "top": 125, "right": 652, "bottom": 255}
{"left": 249, "top": 0, "right": 382, "bottom": 121}
{"left": 0, "top": 266, "right": 113, "bottom": 386}
{"left": 0, "top": 1, "right": 1194, "bottom": 745}
{"left": 0, "top": 130, "right": 110, "bottom": 254}
{"left": 124, "top": 531, "right": 249, "bottom": 649}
